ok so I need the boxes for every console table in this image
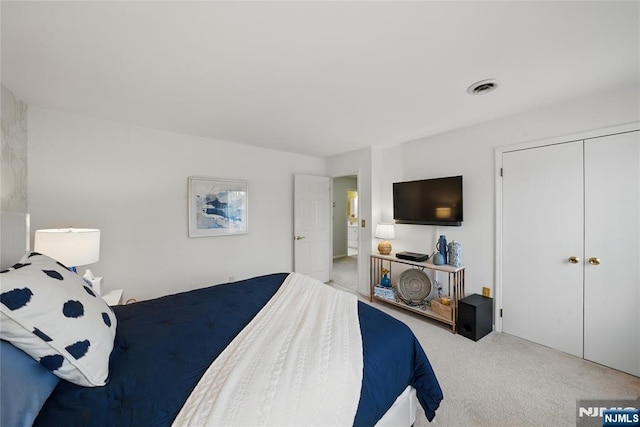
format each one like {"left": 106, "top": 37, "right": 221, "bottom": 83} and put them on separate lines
{"left": 370, "top": 253, "right": 465, "bottom": 333}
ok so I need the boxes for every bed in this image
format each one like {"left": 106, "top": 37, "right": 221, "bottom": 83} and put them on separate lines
{"left": 0, "top": 214, "right": 443, "bottom": 426}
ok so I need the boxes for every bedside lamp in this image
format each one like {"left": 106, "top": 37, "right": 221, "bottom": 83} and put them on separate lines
{"left": 375, "top": 223, "right": 395, "bottom": 255}
{"left": 34, "top": 228, "right": 100, "bottom": 273}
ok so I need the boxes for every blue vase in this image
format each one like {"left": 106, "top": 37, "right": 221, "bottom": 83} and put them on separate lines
{"left": 436, "top": 235, "right": 448, "bottom": 264}
{"left": 433, "top": 252, "right": 445, "bottom": 265}
{"left": 381, "top": 274, "right": 390, "bottom": 287}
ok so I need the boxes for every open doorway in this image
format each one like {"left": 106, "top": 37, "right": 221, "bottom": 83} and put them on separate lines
{"left": 331, "top": 175, "right": 358, "bottom": 294}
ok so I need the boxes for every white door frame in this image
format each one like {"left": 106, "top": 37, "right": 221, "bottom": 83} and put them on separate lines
{"left": 494, "top": 122, "right": 639, "bottom": 333}
{"left": 331, "top": 171, "right": 361, "bottom": 291}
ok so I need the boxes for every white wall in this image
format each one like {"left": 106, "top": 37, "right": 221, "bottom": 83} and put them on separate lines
{"left": 26, "top": 82, "right": 638, "bottom": 303}
{"left": 1, "top": 85, "right": 28, "bottom": 213}
{"left": 395, "top": 85, "right": 639, "bottom": 297}
{"left": 330, "top": 83, "right": 639, "bottom": 298}
{"left": 28, "top": 107, "right": 325, "bottom": 301}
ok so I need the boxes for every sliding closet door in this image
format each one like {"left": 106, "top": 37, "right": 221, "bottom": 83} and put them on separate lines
{"left": 502, "top": 141, "right": 584, "bottom": 357}
{"left": 583, "top": 131, "right": 640, "bottom": 376}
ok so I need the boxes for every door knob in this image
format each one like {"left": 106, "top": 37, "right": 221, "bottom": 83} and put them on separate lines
{"left": 294, "top": 235, "right": 305, "bottom": 240}
{"left": 588, "top": 257, "right": 601, "bottom": 266}
{"left": 568, "top": 256, "right": 579, "bottom": 264}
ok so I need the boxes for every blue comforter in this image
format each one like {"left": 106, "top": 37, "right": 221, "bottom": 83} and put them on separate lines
{"left": 35, "top": 273, "right": 442, "bottom": 426}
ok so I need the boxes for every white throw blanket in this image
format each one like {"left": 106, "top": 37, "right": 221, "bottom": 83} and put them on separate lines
{"left": 172, "top": 273, "right": 364, "bottom": 426}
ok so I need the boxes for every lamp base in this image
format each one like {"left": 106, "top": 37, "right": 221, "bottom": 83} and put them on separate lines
{"left": 378, "top": 241, "right": 392, "bottom": 255}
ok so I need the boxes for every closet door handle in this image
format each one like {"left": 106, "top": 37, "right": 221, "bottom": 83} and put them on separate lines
{"left": 568, "top": 256, "right": 579, "bottom": 264}
{"left": 588, "top": 257, "right": 601, "bottom": 266}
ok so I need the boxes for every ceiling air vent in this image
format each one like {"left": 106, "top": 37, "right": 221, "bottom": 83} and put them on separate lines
{"left": 467, "top": 79, "right": 499, "bottom": 95}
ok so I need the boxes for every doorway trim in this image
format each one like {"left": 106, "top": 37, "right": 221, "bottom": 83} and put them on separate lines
{"left": 331, "top": 171, "right": 361, "bottom": 293}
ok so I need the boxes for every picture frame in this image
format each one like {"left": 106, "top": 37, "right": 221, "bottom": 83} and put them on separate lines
{"left": 188, "top": 176, "right": 248, "bottom": 237}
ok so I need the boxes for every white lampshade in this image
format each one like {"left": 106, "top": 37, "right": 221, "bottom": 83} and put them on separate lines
{"left": 34, "top": 228, "right": 100, "bottom": 267}
{"left": 375, "top": 223, "right": 395, "bottom": 240}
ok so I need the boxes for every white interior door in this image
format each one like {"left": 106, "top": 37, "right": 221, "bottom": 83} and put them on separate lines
{"left": 294, "top": 174, "right": 331, "bottom": 282}
{"left": 584, "top": 131, "right": 640, "bottom": 376}
{"left": 502, "top": 141, "right": 584, "bottom": 357}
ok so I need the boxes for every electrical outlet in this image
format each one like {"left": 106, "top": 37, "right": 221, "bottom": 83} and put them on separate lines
{"left": 228, "top": 276, "right": 235, "bottom": 282}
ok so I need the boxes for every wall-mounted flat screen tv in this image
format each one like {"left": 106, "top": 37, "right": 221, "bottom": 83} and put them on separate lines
{"left": 393, "top": 175, "right": 463, "bottom": 226}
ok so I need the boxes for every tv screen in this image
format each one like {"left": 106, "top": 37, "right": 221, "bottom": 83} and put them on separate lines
{"left": 393, "top": 176, "right": 463, "bottom": 226}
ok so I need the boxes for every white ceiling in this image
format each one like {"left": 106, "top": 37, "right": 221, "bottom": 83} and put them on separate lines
{"left": 2, "top": 1, "right": 638, "bottom": 158}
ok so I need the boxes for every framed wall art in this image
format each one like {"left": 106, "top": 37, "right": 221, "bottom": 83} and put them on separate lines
{"left": 188, "top": 176, "right": 248, "bottom": 237}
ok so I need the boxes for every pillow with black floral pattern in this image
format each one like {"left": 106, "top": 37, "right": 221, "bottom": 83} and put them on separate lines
{"left": 0, "top": 252, "right": 116, "bottom": 387}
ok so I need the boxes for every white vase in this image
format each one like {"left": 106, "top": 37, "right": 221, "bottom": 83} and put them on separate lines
{"left": 447, "top": 240, "right": 462, "bottom": 267}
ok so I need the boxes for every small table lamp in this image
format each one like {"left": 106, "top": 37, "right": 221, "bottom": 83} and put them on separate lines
{"left": 34, "top": 228, "right": 100, "bottom": 273}
{"left": 375, "top": 223, "right": 395, "bottom": 255}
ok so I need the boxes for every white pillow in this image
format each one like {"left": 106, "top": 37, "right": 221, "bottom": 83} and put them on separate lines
{"left": 0, "top": 252, "right": 117, "bottom": 387}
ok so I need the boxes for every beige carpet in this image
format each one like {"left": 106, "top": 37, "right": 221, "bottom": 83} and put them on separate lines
{"left": 331, "top": 255, "right": 358, "bottom": 293}
{"left": 328, "top": 280, "right": 640, "bottom": 426}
